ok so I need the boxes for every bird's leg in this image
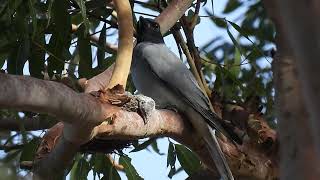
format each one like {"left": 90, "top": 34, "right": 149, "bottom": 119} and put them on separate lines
{"left": 122, "top": 93, "right": 155, "bottom": 124}
{"left": 137, "top": 95, "right": 155, "bottom": 124}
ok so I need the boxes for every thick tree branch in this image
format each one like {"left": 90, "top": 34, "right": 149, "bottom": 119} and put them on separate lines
{"left": 155, "top": 0, "right": 193, "bottom": 34}
{"left": 0, "top": 73, "right": 277, "bottom": 179}
{"left": 35, "top": 104, "right": 278, "bottom": 179}
{"left": 0, "top": 116, "right": 57, "bottom": 131}
{"left": 0, "top": 74, "right": 108, "bottom": 125}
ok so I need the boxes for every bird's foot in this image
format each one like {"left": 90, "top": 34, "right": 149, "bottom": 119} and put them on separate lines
{"left": 122, "top": 93, "right": 155, "bottom": 124}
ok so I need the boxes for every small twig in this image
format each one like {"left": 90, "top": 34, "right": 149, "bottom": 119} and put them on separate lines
{"left": 190, "top": 0, "right": 201, "bottom": 29}
{"left": 133, "top": 11, "right": 158, "bottom": 17}
{"left": 180, "top": 16, "right": 212, "bottom": 96}
{"left": 172, "top": 30, "right": 205, "bottom": 92}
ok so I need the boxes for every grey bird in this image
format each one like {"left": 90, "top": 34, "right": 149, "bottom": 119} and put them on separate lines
{"left": 131, "top": 17, "right": 235, "bottom": 180}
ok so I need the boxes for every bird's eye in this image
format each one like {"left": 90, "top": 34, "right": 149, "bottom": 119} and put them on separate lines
{"left": 153, "top": 23, "right": 159, "bottom": 29}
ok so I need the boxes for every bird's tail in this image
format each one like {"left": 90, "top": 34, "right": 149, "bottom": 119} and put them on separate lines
{"left": 204, "top": 127, "right": 234, "bottom": 180}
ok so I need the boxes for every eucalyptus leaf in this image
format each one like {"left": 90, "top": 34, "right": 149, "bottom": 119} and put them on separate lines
{"left": 175, "top": 144, "right": 201, "bottom": 175}
{"left": 77, "top": 24, "right": 93, "bottom": 78}
{"left": 119, "top": 156, "right": 143, "bottom": 180}
{"left": 19, "top": 138, "right": 40, "bottom": 162}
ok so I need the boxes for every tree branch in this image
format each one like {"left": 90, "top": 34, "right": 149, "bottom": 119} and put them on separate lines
{"left": 0, "top": 116, "right": 57, "bottom": 131}
{"left": 155, "top": 0, "right": 193, "bottom": 34}
{"left": 34, "top": 103, "right": 278, "bottom": 179}
{"left": 0, "top": 72, "right": 277, "bottom": 179}
{"left": 106, "top": 0, "right": 133, "bottom": 89}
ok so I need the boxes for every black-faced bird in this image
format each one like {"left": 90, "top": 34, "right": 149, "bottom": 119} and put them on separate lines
{"left": 131, "top": 17, "right": 235, "bottom": 180}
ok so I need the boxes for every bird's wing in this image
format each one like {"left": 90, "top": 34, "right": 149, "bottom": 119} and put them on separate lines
{"left": 137, "top": 43, "right": 235, "bottom": 180}
{"left": 141, "top": 43, "right": 229, "bottom": 136}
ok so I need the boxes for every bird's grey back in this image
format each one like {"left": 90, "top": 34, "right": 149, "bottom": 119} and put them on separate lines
{"left": 131, "top": 42, "right": 227, "bottom": 134}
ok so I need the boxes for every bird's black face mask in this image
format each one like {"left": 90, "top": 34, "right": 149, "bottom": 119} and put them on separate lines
{"left": 136, "top": 17, "right": 165, "bottom": 44}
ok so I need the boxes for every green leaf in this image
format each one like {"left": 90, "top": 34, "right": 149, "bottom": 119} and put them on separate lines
{"left": 119, "top": 156, "right": 143, "bottom": 180}
{"left": 77, "top": 24, "right": 93, "bottom": 78}
{"left": 7, "top": 37, "right": 30, "bottom": 75}
{"left": 228, "top": 21, "right": 248, "bottom": 38}
{"left": 71, "top": 158, "right": 90, "bottom": 180}
{"left": 91, "top": 153, "right": 108, "bottom": 175}
{"left": 227, "top": 20, "right": 270, "bottom": 64}
{"left": 76, "top": 0, "right": 90, "bottom": 35}
{"left": 131, "top": 138, "right": 155, "bottom": 153}
{"left": 90, "top": 153, "right": 121, "bottom": 180}
{"left": 213, "top": 17, "right": 227, "bottom": 28}
{"left": 229, "top": 47, "right": 241, "bottom": 77}
{"left": 223, "top": 0, "right": 242, "bottom": 14}
{"left": 97, "top": 24, "right": 107, "bottom": 69}
{"left": 167, "top": 142, "right": 176, "bottom": 178}
{"left": 29, "top": 31, "right": 45, "bottom": 79}
{"left": 151, "top": 140, "right": 164, "bottom": 155}
{"left": 107, "top": 164, "right": 121, "bottom": 180}
{"left": 19, "top": 138, "right": 40, "bottom": 162}
{"left": 46, "top": 0, "right": 55, "bottom": 27}
{"left": 175, "top": 144, "right": 201, "bottom": 175}
{"left": 28, "top": 0, "right": 37, "bottom": 37}
{"left": 47, "top": 0, "right": 71, "bottom": 77}
{"left": 226, "top": 26, "right": 242, "bottom": 55}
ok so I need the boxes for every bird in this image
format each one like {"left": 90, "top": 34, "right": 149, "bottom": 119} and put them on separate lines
{"left": 131, "top": 16, "right": 234, "bottom": 180}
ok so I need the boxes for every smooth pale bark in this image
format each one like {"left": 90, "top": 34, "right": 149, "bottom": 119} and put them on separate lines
{"left": 107, "top": 0, "right": 133, "bottom": 89}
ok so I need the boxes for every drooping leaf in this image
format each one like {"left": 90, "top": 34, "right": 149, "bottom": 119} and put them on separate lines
{"left": 131, "top": 138, "right": 155, "bottom": 153}
{"left": 7, "top": 37, "right": 30, "bottom": 75}
{"left": 71, "top": 158, "right": 91, "bottom": 180}
{"left": 226, "top": 26, "right": 243, "bottom": 55}
{"left": 106, "top": 163, "right": 121, "bottom": 180}
{"left": 47, "top": 0, "right": 71, "bottom": 77}
{"left": 29, "top": 23, "right": 45, "bottom": 79}
{"left": 46, "top": 0, "right": 55, "bottom": 28}
{"left": 76, "top": 0, "right": 90, "bottom": 35}
{"left": 151, "top": 140, "right": 164, "bottom": 155}
{"left": 77, "top": 24, "right": 93, "bottom": 78}
{"left": 167, "top": 142, "right": 176, "bottom": 178}
{"left": 19, "top": 138, "right": 40, "bottom": 162}
{"left": 119, "top": 155, "right": 143, "bottom": 180}
{"left": 91, "top": 153, "right": 108, "bottom": 175}
{"left": 213, "top": 17, "right": 227, "bottom": 28}
{"left": 97, "top": 24, "right": 107, "bottom": 69}
{"left": 175, "top": 144, "right": 201, "bottom": 175}
{"left": 229, "top": 47, "right": 241, "bottom": 77}
{"left": 28, "top": 0, "right": 37, "bottom": 37}
{"left": 223, "top": 0, "right": 242, "bottom": 14}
